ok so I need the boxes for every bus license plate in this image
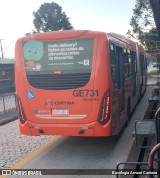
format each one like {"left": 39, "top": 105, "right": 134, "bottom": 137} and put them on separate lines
{"left": 52, "top": 109, "right": 69, "bottom": 116}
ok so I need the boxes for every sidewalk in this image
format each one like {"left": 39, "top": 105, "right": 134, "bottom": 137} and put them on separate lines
{"left": 147, "top": 74, "right": 159, "bottom": 85}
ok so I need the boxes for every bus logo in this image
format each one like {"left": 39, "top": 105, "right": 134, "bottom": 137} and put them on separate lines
{"left": 27, "top": 91, "right": 35, "bottom": 99}
{"left": 45, "top": 100, "right": 53, "bottom": 107}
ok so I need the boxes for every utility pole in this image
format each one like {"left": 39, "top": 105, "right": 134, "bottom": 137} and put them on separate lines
{"left": 0, "top": 39, "right": 4, "bottom": 58}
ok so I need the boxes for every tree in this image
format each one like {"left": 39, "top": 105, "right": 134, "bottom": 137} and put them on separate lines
{"left": 144, "top": 28, "right": 160, "bottom": 51}
{"left": 25, "top": 30, "right": 36, "bottom": 36}
{"left": 33, "top": 2, "right": 73, "bottom": 32}
{"left": 144, "top": 28, "right": 160, "bottom": 69}
{"left": 129, "top": 0, "right": 160, "bottom": 65}
{"left": 129, "top": 0, "right": 160, "bottom": 69}
{"left": 129, "top": 0, "right": 155, "bottom": 44}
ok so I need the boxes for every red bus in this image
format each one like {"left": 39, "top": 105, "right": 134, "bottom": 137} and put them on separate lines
{"left": 15, "top": 30, "right": 147, "bottom": 136}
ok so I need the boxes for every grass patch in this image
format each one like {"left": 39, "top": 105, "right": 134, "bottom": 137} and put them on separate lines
{"left": 148, "top": 70, "right": 160, "bottom": 75}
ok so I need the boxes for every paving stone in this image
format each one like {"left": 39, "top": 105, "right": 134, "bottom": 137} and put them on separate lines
{"left": 0, "top": 120, "right": 52, "bottom": 169}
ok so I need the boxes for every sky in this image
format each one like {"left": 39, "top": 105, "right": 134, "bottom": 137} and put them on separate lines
{"left": 0, "top": 0, "right": 136, "bottom": 58}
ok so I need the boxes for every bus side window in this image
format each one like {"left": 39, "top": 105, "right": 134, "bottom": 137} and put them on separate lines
{"left": 110, "top": 43, "right": 118, "bottom": 86}
{"left": 124, "top": 49, "right": 133, "bottom": 79}
{"left": 140, "top": 54, "right": 144, "bottom": 74}
{"left": 144, "top": 56, "right": 147, "bottom": 70}
{"left": 124, "top": 48, "right": 129, "bottom": 79}
{"left": 128, "top": 49, "right": 132, "bottom": 77}
{"left": 142, "top": 55, "right": 146, "bottom": 70}
{"left": 131, "top": 51, "right": 137, "bottom": 96}
{"left": 141, "top": 54, "right": 146, "bottom": 78}
{"left": 131, "top": 51, "right": 136, "bottom": 76}
{"left": 116, "top": 46, "right": 124, "bottom": 89}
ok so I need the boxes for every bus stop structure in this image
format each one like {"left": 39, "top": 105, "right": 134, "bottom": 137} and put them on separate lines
{"left": 116, "top": 85, "right": 160, "bottom": 178}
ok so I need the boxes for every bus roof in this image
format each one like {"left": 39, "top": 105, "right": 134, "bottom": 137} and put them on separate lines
{"left": 107, "top": 32, "right": 145, "bottom": 53}
{"left": 23, "top": 30, "right": 106, "bottom": 41}
{"left": 18, "top": 30, "right": 145, "bottom": 53}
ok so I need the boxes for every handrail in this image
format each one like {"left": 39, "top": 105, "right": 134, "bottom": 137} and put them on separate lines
{"left": 116, "top": 162, "right": 148, "bottom": 178}
{"left": 148, "top": 143, "right": 160, "bottom": 178}
{"left": 153, "top": 108, "right": 160, "bottom": 178}
{"left": 155, "top": 107, "right": 160, "bottom": 144}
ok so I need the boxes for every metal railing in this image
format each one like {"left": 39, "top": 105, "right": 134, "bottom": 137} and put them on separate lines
{"left": 148, "top": 143, "right": 160, "bottom": 178}
{"left": 0, "top": 93, "right": 16, "bottom": 115}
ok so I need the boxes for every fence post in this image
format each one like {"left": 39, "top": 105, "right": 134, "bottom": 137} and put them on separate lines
{"left": 2, "top": 95, "right": 6, "bottom": 114}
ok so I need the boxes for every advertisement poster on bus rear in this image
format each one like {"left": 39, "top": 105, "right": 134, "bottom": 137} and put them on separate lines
{"left": 23, "top": 38, "right": 94, "bottom": 72}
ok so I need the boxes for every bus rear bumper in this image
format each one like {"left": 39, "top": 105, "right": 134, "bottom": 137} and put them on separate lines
{"left": 18, "top": 119, "right": 112, "bottom": 137}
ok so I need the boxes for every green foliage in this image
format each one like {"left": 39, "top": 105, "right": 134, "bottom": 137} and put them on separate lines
{"left": 129, "top": 0, "right": 160, "bottom": 64}
{"left": 33, "top": 2, "right": 74, "bottom": 32}
{"left": 25, "top": 30, "right": 36, "bottom": 36}
{"left": 146, "top": 53, "right": 156, "bottom": 63}
{"left": 143, "top": 28, "right": 160, "bottom": 67}
{"left": 131, "top": 0, "right": 153, "bottom": 27}
{"left": 129, "top": 0, "right": 155, "bottom": 44}
{"left": 144, "top": 28, "right": 160, "bottom": 50}
{"left": 148, "top": 69, "right": 160, "bottom": 75}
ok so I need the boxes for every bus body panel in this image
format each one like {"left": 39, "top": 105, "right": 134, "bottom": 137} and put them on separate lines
{"left": 15, "top": 32, "right": 109, "bottom": 126}
{"left": 18, "top": 119, "right": 112, "bottom": 136}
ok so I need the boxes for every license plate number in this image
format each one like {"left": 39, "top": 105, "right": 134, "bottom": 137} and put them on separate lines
{"left": 52, "top": 109, "right": 69, "bottom": 116}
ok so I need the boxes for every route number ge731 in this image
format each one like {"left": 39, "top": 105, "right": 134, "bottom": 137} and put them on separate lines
{"left": 73, "top": 90, "right": 98, "bottom": 97}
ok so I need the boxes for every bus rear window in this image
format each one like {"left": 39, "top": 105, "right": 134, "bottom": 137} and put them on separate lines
{"left": 23, "top": 38, "right": 94, "bottom": 74}
{"left": 23, "top": 38, "right": 94, "bottom": 90}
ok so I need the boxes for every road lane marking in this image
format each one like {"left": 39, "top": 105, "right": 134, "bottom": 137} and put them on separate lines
{"left": 11, "top": 136, "right": 62, "bottom": 169}
{"left": 1, "top": 136, "right": 62, "bottom": 178}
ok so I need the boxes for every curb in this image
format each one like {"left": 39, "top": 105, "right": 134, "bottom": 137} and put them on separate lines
{"left": 0, "top": 114, "right": 18, "bottom": 126}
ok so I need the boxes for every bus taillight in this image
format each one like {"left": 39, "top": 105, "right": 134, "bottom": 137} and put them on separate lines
{"left": 15, "top": 93, "right": 27, "bottom": 124}
{"left": 98, "top": 89, "right": 111, "bottom": 125}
